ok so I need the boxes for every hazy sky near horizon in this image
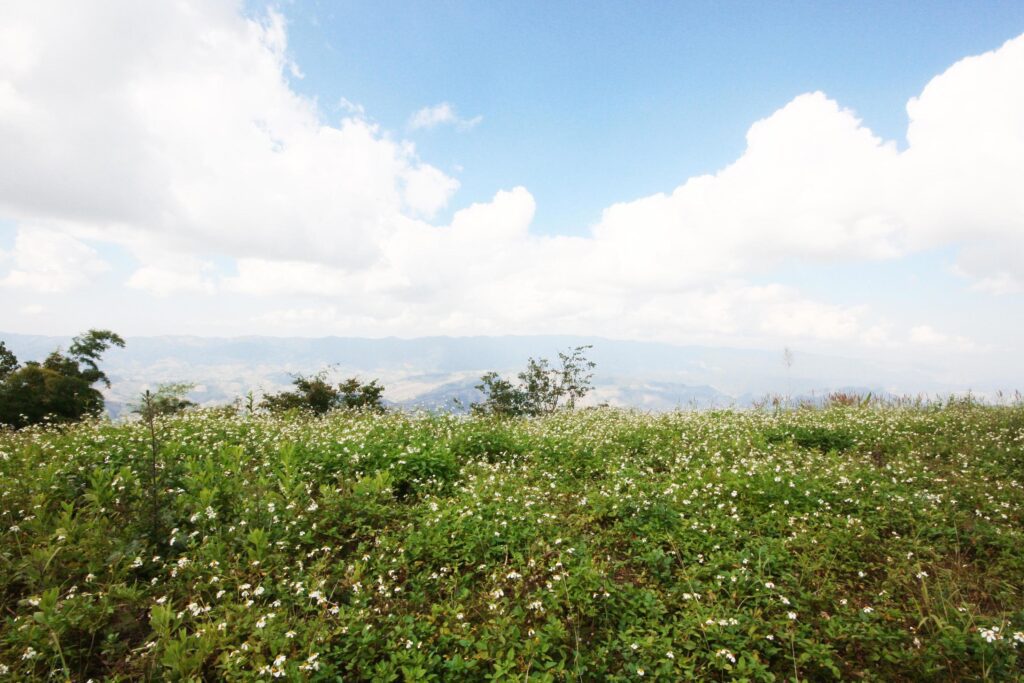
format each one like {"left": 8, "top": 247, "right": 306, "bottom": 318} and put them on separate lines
{"left": 1, "top": 1, "right": 1023, "bottom": 381}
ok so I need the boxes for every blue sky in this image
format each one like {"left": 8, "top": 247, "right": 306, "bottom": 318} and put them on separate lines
{"left": 1, "top": 0, "right": 1023, "bottom": 390}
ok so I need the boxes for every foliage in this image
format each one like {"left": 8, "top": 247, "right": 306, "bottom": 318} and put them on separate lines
{"left": 474, "top": 344, "right": 596, "bottom": 417}
{"left": 0, "top": 330, "right": 125, "bottom": 429}
{"left": 337, "top": 377, "right": 386, "bottom": 411}
{"left": 0, "top": 342, "right": 17, "bottom": 380}
{"left": 133, "top": 383, "right": 197, "bottom": 421}
{"left": 260, "top": 371, "right": 385, "bottom": 415}
{"left": 130, "top": 384, "right": 196, "bottom": 545}
{"left": 2, "top": 404, "right": 1024, "bottom": 680}
{"left": 472, "top": 371, "right": 528, "bottom": 417}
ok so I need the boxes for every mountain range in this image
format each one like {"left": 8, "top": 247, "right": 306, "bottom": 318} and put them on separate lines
{"left": 0, "top": 333, "right": 1004, "bottom": 416}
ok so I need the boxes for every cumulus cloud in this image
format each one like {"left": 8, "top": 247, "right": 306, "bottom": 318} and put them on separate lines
{"left": 0, "top": 227, "right": 108, "bottom": 292}
{"left": 908, "top": 325, "right": 979, "bottom": 352}
{"left": 127, "top": 256, "right": 217, "bottom": 296}
{"left": 0, "top": 1, "right": 1021, "bottom": 357}
{"left": 0, "top": 0, "right": 459, "bottom": 270}
{"left": 408, "top": 102, "right": 483, "bottom": 131}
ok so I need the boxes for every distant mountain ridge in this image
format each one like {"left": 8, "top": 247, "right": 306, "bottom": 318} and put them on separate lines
{"left": 0, "top": 333, "right": 977, "bottom": 416}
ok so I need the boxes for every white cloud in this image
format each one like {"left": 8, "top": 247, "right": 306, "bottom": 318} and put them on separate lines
{"left": 408, "top": 102, "right": 482, "bottom": 131}
{"left": 20, "top": 303, "right": 45, "bottom": 316}
{"left": 0, "top": 227, "right": 108, "bottom": 292}
{"left": 584, "top": 92, "right": 905, "bottom": 290}
{"left": 900, "top": 34, "right": 1024, "bottom": 290}
{"left": 0, "top": 1, "right": 1020, "bottom": 358}
{"left": 908, "top": 325, "right": 979, "bottom": 352}
{"left": 127, "top": 257, "right": 217, "bottom": 296}
{"left": 0, "top": 1, "right": 459, "bottom": 270}
{"left": 579, "top": 36, "right": 1024, "bottom": 298}
{"left": 337, "top": 97, "right": 365, "bottom": 116}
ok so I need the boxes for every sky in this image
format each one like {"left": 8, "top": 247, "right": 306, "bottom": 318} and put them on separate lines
{"left": 1, "top": 1, "right": 1023, "bottom": 384}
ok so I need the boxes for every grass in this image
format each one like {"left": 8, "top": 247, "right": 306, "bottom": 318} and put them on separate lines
{"left": 1, "top": 400, "right": 1023, "bottom": 680}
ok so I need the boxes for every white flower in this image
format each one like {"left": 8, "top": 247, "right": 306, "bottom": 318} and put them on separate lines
{"left": 862, "top": 606, "right": 874, "bottom": 614}
{"left": 787, "top": 612, "right": 797, "bottom": 620}
{"left": 299, "top": 653, "right": 321, "bottom": 672}
{"left": 980, "top": 627, "right": 1002, "bottom": 643}
{"left": 22, "top": 647, "right": 38, "bottom": 660}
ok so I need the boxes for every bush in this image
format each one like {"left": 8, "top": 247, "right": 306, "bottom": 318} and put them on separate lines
{"left": 473, "top": 345, "right": 596, "bottom": 417}
{"left": 261, "top": 372, "right": 385, "bottom": 415}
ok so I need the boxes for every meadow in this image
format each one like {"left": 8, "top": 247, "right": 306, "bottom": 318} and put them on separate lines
{"left": 1, "top": 401, "right": 1023, "bottom": 681}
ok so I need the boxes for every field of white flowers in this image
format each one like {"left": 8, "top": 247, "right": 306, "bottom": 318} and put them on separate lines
{"left": 2, "top": 401, "right": 1023, "bottom": 680}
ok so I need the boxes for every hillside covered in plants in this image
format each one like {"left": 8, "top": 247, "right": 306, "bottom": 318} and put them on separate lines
{"left": 2, "top": 402, "right": 1023, "bottom": 680}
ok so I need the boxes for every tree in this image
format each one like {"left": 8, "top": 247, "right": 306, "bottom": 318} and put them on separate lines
{"left": 68, "top": 330, "right": 126, "bottom": 388}
{"left": 132, "top": 383, "right": 194, "bottom": 542}
{"left": 337, "top": 377, "right": 386, "bottom": 411}
{"left": 133, "top": 383, "right": 196, "bottom": 421}
{"left": 473, "top": 372, "right": 529, "bottom": 418}
{"left": 473, "top": 345, "right": 596, "bottom": 417}
{"left": 260, "top": 371, "right": 385, "bottom": 415}
{"left": 0, "top": 341, "right": 17, "bottom": 380}
{"left": 0, "top": 329, "right": 125, "bottom": 428}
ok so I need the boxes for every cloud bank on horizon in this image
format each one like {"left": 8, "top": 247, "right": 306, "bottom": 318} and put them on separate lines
{"left": 0, "top": 1, "right": 1022, "bottom": 373}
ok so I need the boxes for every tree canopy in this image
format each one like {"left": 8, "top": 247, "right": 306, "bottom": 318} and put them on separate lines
{"left": 473, "top": 345, "right": 596, "bottom": 417}
{"left": 260, "top": 372, "right": 385, "bottom": 415}
{"left": 0, "top": 330, "right": 125, "bottom": 429}
{"left": 133, "top": 383, "right": 196, "bottom": 421}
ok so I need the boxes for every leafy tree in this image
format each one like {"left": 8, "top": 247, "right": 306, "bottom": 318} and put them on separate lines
{"left": 133, "top": 383, "right": 196, "bottom": 421}
{"left": 473, "top": 345, "right": 596, "bottom": 417}
{"left": 338, "top": 377, "right": 386, "bottom": 411}
{"left": 132, "top": 383, "right": 194, "bottom": 542}
{"left": 69, "top": 330, "right": 126, "bottom": 387}
{"left": 0, "top": 329, "right": 125, "bottom": 428}
{"left": 0, "top": 341, "right": 18, "bottom": 380}
{"left": 261, "top": 371, "right": 385, "bottom": 415}
{"left": 473, "top": 372, "right": 529, "bottom": 418}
